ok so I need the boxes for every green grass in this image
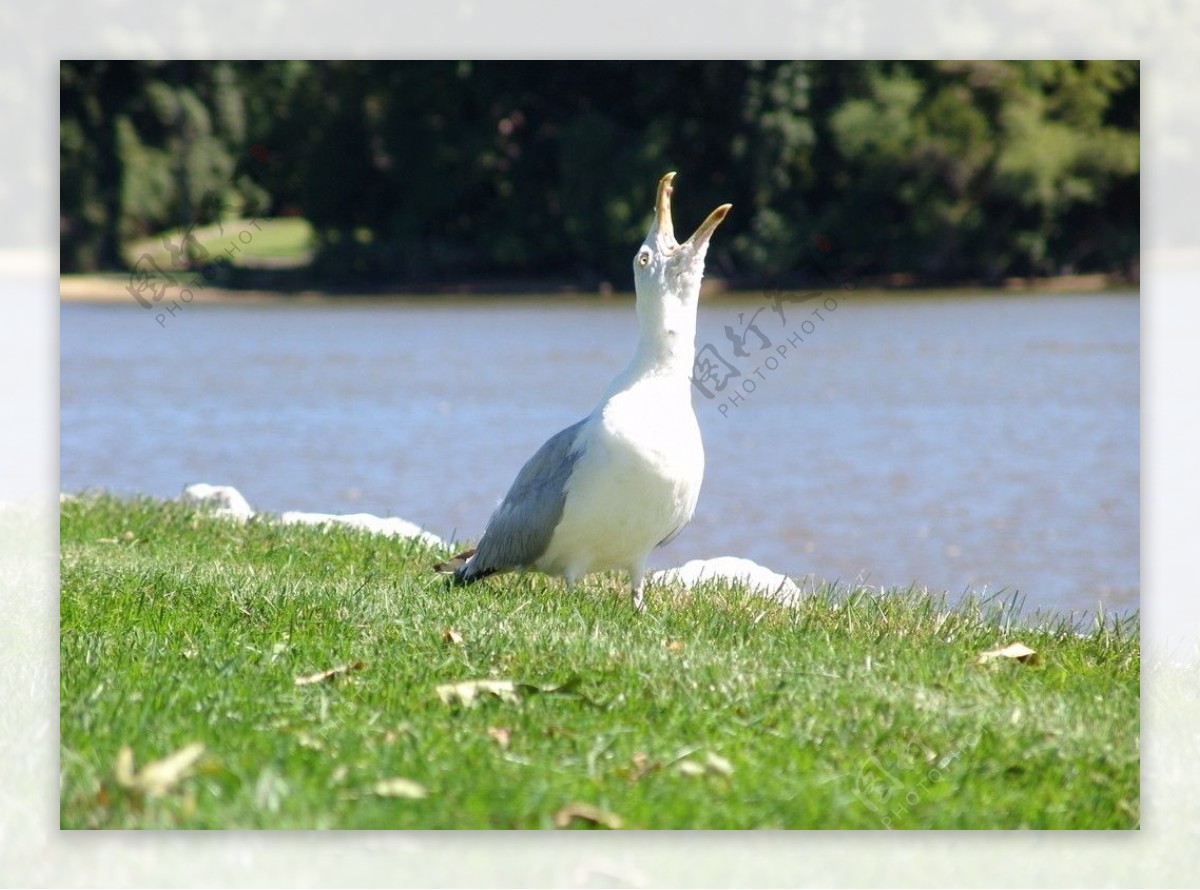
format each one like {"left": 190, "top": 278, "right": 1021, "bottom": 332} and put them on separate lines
{"left": 60, "top": 494, "right": 1139, "bottom": 830}
{"left": 124, "top": 217, "right": 314, "bottom": 269}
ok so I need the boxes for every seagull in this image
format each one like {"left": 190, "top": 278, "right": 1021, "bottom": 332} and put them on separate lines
{"left": 442, "top": 172, "right": 731, "bottom": 610}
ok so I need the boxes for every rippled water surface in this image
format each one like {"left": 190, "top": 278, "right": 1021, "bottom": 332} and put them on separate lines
{"left": 61, "top": 291, "right": 1139, "bottom": 613}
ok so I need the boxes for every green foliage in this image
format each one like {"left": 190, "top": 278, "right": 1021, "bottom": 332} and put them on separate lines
{"left": 61, "top": 495, "right": 1138, "bottom": 829}
{"left": 60, "top": 61, "right": 264, "bottom": 272}
{"left": 990, "top": 62, "right": 1140, "bottom": 275}
{"left": 60, "top": 61, "right": 1139, "bottom": 285}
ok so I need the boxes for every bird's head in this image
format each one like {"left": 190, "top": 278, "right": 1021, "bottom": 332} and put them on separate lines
{"left": 633, "top": 171, "right": 731, "bottom": 303}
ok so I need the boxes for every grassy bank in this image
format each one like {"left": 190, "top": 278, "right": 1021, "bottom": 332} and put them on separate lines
{"left": 124, "top": 217, "right": 315, "bottom": 269}
{"left": 62, "top": 212, "right": 1133, "bottom": 303}
{"left": 60, "top": 495, "right": 1139, "bottom": 829}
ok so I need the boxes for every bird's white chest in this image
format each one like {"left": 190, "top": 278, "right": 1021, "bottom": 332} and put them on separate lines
{"left": 537, "top": 379, "right": 704, "bottom": 578}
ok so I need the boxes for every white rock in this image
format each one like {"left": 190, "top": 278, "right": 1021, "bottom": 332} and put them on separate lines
{"left": 278, "top": 511, "right": 444, "bottom": 548}
{"left": 181, "top": 483, "right": 254, "bottom": 520}
{"left": 651, "top": 556, "right": 802, "bottom": 605}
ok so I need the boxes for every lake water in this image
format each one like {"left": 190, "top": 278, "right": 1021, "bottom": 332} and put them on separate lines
{"left": 60, "top": 291, "right": 1139, "bottom": 615}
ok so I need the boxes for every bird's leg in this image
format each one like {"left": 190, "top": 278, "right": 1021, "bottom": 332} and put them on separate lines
{"left": 629, "top": 563, "right": 647, "bottom": 612}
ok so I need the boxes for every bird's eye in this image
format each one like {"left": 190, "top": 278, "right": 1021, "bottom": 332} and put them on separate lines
{"left": 636, "top": 249, "right": 651, "bottom": 267}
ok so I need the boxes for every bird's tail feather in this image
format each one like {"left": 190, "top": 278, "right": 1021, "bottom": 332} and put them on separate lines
{"left": 434, "top": 548, "right": 500, "bottom": 586}
{"left": 434, "top": 548, "right": 475, "bottom": 575}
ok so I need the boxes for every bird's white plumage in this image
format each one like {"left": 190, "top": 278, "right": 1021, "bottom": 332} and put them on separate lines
{"left": 535, "top": 373, "right": 704, "bottom": 586}
{"left": 456, "top": 172, "right": 730, "bottom": 610}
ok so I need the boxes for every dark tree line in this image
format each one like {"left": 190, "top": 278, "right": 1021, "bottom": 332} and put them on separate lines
{"left": 60, "top": 60, "right": 1139, "bottom": 287}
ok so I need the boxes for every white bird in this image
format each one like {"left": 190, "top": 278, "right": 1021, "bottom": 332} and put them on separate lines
{"left": 443, "top": 172, "right": 731, "bottom": 610}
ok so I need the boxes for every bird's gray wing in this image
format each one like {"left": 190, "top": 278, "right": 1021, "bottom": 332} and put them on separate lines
{"left": 455, "top": 418, "right": 587, "bottom": 583}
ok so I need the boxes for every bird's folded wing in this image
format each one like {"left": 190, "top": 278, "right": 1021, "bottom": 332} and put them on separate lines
{"left": 459, "top": 417, "right": 588, "bottom": 579}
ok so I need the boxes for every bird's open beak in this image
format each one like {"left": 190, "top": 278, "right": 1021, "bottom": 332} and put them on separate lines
{"left": 654, "top": 171, "right": 731, "bottom": 252}
{"left": 684, "top": 202, "right": 732, "bottom": 251}
{"left": 654, "top": 172, "right": 679, "bottom": 247}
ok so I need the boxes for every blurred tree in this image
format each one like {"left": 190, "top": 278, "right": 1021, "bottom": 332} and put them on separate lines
{"left": 728, "top": 61, "right": 817, "bottom": 279}
{"left": 59, "top": 60, "right": 1139, "bottom": 286}
{"left": 61, "top": 61, "right": 258, "bottom": 271}
{"left": 61, "top": 61, "right": 142, "bottom": 271}
{"left": 990, "top": 60, "right": 1139, "bottom": 277}
{"left": 821, "top": 60, "right": 1139, "bottom": 282}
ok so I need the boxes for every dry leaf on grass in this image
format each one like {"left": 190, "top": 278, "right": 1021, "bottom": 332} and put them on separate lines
{"left": 294, "top": 660, "right": 366, "bottom": 686}
{"left": 114, "top": 742, "right": 205, "bottom": 797}
{"left": 436, "top": 675, "right": 590, "bottom": 708}
{"left": 98, "top": 531, "right": 137, "bottom": 545}
{"left": 977, "top": 642, "right": 1040, "bottom": 665}
{"left": 554, "top": 801, "right": 624, "bottom": 829}
{"left": 677, "top": 752, "right": 734, "bottom": 778}
{"left": 297, "top": 732, "right": 324, "bottom": 751}
{"left": 371, "top": 777, "right": 428, "bottom": 799}
{"left": 443, "top": 628, "right": 464, "bottom": 645}
{"left": 436, "top": 679, "right": 520, "bottom": 706}
{"left": 618, "top": 751, "right": 660, "bottom": 782}
{"left": 704, "top": 752, "right": 734, "bottom": 776}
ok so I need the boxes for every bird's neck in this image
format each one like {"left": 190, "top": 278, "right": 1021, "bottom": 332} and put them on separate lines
{"left": 630, "top": 317, "right": 696, "bottom": 378}
{"left": 607, "top": 293, "right": 698, "bottom": 396}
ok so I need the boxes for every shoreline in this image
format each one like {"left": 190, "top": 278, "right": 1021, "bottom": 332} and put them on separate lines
{"left": 60, "top": 271, "right": 1137, "bottom": 305}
